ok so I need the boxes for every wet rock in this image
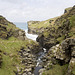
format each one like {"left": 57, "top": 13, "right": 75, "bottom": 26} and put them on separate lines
{"left": 39, "top": 68, "right": 45, "bottom": 75}
{"left": 66, "top": 58, "right": 75, "bottom": 75}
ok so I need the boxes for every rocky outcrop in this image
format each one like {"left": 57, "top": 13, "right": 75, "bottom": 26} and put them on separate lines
{"left": 0, "top": 15, "right": 44, "bottom": 75}
{"left": 39, "top": 38, "right": 75, "bottom": 75}
{"left": 17, "top": 47, "right": 36, "bottom": 75}
{"left": 37, "top": 5, "right": 75, "bottom": 49}
{"left": 28, "top": 17, "right": 58, "bottom": 35}
{"left": 64, "top": 7, "right": 72, "bottom": 14}
{"left": 15, "top": 41, "right": 43, "bottom": 75}
{"left": 27, "top": 21, "right": 40, "bottom": 34}
{"left": 11, "top": 29, "right": 26, "bottom": 40}
{"left": 0, "top": 15, "right": 26, "bottom": 40}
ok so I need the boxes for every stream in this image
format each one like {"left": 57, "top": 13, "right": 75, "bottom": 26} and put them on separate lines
{"left": 34, "top": 48, "right": 46, "bottom": 75}
{"left": 14, "top": 22, "right": 46, "bottom": 75}
{"left": 25, "top": 29, "right": 46, "bottom": 75}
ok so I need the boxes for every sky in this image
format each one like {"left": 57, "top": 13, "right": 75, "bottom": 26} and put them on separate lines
{"left": 0, "top": 0, "right": 75, "bottom": 22}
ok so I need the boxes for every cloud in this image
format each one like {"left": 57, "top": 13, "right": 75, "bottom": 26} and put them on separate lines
{"left": 0, "top": 0, "right": 75, "bottom": 22}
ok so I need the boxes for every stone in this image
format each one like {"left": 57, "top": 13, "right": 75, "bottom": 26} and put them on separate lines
{"left": 66, "top": 58, "right": 75, "bottom": 75}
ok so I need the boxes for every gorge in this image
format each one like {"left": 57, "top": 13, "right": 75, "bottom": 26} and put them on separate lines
{"left": 14, "top": 22, "right": 47, "bottom": 75}
{"left": 0, "top": 5, "right": 75, "bottom": 75}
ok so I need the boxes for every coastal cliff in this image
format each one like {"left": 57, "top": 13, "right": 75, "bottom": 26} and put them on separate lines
{"left": 0, "top": 5, "right": 75, "bottom": 75}
{"left": 0, "top": 16, "right": 42, "bottom": 75}
{"left": 27, "top": 5, "right": 75, "bottom": 75}
{"left": 0, "top": 15, "right": 27, "bottom": 40}
{"left": 37, "top": 6, "right": 75, "bottom": 49}
{"left": 27, "top": 17, "right": 58, "bottom": 35}
{"left": 37, "top": 5, "right": 75, "bottom": 75}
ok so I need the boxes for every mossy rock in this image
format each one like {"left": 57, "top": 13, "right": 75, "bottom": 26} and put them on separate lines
{"left": 42, "top": 64, "right": 68, "bottom": 75}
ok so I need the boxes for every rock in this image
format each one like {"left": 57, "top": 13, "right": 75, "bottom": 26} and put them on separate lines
{"left": 0, "top": 15, "right": 27, "bottom": 40}
{"left": 27, "top": 21, "right": 40, "bottom": 35}
{"left": 64, "top": 7, "right": 72, "bottom": 14}
{"left": 23, "top": 73, "right": 27, "bottom": 75}
{"left": 66, "top": 58, "right": 75, "bottom": 75}
{"left": 39, "top": 38, "right": 75, "bottom": 75}
{"left": 39, "top": 68, "right": 45, "bottom": 75}
{"left": 37, "top": 5, "right": 75, "bottom": 49}
{"left": 13, "top": 29, "right": 26, "bottom": 40}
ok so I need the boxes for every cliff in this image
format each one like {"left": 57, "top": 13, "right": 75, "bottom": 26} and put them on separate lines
{"left": 27, "top": 5, "right": 75, "bottom": 75}
{"left": 37, "top": 5, "right": 75, "bottom": 75}
{"left": 39, "top": 38, "right": 75, "bottom": 75}
{"left": 0, "top": 16, "right": 42, "bottom": 75}
{"left": 27, "top": 17, "right": 58, "bottom": 35}
{"left": 0, "top": 15, "right": 26, "bottom": 40}
{"left": 37, "top": 5, "right": 75, "bottom": 49}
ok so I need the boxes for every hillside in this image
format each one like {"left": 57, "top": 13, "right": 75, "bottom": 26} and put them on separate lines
{"left": 27, "top": 5, "right": 75, "bottom": 75}
{"left": 36, "top": 5, "right": 75, "bottom": 75}
{"left": 28, "top": 17, "right": 58, "bottom": 35}
{"left": 0, "top": 5, "right": 75, "bottom": 75}
{"left": 0, "top": 16, "right": 42, "bottom": 75}
{"left": 0, "top": 15, "right": 27, "bottom": 40}
{"left": 37, "top": 5, "right": 75, "bottom": 49}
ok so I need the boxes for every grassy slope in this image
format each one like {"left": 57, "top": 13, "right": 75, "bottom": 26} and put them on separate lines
{"left": 42, "top": 6, "right": 75, "bottom": 43}
{"left": 42, "top": 64, "right": 68, "bottom": 75}
{"left": 0, "top": 16, "right": 23, "bottom": 39}
{"left": 0, "top": 37, "right": 36, "bottom": 75}
{"left": 41, "top": 6, "right": 75, "bottom": 75}
{"left": 28, "top": 17, "right": 58, "bottom": 29}
{"left": 0, "top": 16, "right": 38, "bottom": 75}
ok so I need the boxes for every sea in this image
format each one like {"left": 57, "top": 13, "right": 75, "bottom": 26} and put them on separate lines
{"left": 14, "top": 22, "right": 38, "bottom": 41}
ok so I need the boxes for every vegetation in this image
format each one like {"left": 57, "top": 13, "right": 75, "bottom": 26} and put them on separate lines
{"left": 0, "top": 37, "right": 36, "bottom": 75}
{"left": 42, "top": 64, "right": 68, "bottom": 75}
{"left": 28, "top": 17, "right": 58, "bottom": 29}
{"left": 68, "top": 15, "right": 75, "bottom": 38}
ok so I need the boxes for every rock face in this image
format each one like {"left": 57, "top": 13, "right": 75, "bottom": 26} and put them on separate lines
{"left": 27, "top": 21, "right": 40, "bottom": 34}
{"left": 26, "top": 6, "right": 75, "bottom": 75}
{"left": 37, "top": 5, "right": 75, "bottom": 49}
{"left": 27, "top": 17, "right": 58, "bottom": 35}
{"left": 39, "top": 38, "right": 75, "bottom": 75}
{"left": 16, "top": 40, "right": 43, "bottom": 75}
{"left": 17, "top": 47, "right": 36, "bottom": 75}
{"left": 64, "top": 7, "right": 72, "bottom": 14}
{"left": 0, "top": 15, "right": 26, "bottom": 40}
{"left": 0, "top": 15, "right": 43, "bottom": 75}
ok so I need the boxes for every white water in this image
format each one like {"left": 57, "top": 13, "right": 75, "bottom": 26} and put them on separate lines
{"left": 14, "top": 22, "right": 38, "bottom": 41}
{"left": 14, "top": 22, "right": 46, "bottom": 75}
{"left": 25, "top": 29, "right": 38, "bottom": 41}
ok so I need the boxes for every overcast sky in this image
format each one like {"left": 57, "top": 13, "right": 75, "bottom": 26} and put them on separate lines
{"left": 0, "top": 0, "right": 75, "bottom": 22}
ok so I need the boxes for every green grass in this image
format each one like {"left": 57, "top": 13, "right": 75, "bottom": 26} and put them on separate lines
{"left": 42, "top": 64, "right": 68, "bottom": 75}
{"left": 28, "top": 17, "right": 58, "bottom": 29}
{"left": 57, "top": 35, "right": 65, "bottom": 43}
{"left": 0, "top": 37, "right": 36, "bottom": 75}
{"left": 70, "top": 15, "right": 75, "bottom": 27}
{"left": 68, "top": 15, "right": 75, "bottom": 38}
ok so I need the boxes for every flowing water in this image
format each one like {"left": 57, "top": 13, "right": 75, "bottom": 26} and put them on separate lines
{"left": 14, "top": 22, "right": 46, "bottom": 75}
{"left": 34, "top": 48, "right": 46, "bottom": 75}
